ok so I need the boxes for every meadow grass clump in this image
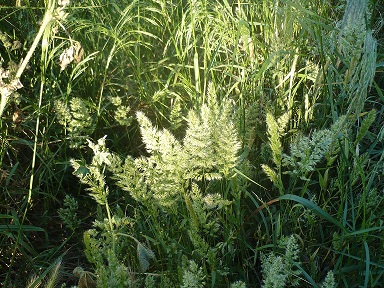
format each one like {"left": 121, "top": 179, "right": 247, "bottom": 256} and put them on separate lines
{"left": 1, "top": 0, "right": 383, "bottom": 287}
{"left": 70, "top": 86, "right": 250, "bottom": 286}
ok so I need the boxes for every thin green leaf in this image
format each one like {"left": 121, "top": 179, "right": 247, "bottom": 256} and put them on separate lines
{"left": 363, "top": 241, "right": 370, "bottom": 288}
{"left": 278, "top": 194, "right": 348, "bottom": 233}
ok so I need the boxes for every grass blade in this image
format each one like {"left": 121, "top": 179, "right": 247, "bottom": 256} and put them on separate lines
{"left": 278, "top": 194, "right": 348, "bottom": 233}
{"left": 363, "top": 241, "right": 370, "bottom": 288}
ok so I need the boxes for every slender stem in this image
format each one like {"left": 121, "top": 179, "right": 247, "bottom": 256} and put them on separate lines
{"left": 105, "top": 200, "right": 113, "bottom": 231}
{"left": 4, "top": 3, "right": 55, "bottom": 287}
{"left": 15, "top": 8, "right": 54, "bottom": 79}
{"left": 0, "top": 3, "right": 54, "bottom": 118}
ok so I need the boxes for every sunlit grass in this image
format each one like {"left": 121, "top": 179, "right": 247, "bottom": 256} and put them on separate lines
{"left": 0, "top": 0, "right": 383, "bottom": 287}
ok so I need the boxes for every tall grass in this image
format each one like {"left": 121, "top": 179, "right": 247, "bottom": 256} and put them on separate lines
{"left": 0, "top": 0, "right": 383, "bottom": 287}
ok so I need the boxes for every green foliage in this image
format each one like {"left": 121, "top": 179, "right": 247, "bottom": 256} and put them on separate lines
{"left": 319, "top": 0, "right": 377, "bottom": 118}
{"left": 354, "top": 109, "right": 376, "bottom": 146}
{"left": 58, "top": 195, "right": 80, "bottom": 231}
{"left": 230, "top": 280, "right": 247, "bottom": 288}
{"left": 261, "top": 235, "right": 301, "bottom": 288}
{"left": 321, "top": 271, "right": 336, "bottom": 288}
{"left": 113, "top": 86, "right": 241, "bottom": 209}
{"left": 1, "top": 0, "right": 384, "bottom": 287}
{"left": 82, "top": 220, "right": 154, "bottom": 287}
{"left": 26, "top": 257, "right": 63, "bottom": 288}
{"left": 281, "top": 115, "right": 348, "bottom": 180}
{"left": 181, "top": 259, "right": 206, "bottom": 288}
{"left": 265, "top": 112, "right": 290, "bottom": 168}
{"left": 119, "top": 89, "right": 244, "bottom": 281}
{"left": 68, "top": 85, "right": 248, "bottom": 286}
{"left": 55, "top": 98, "right": 96, "bottom": 148}
{"left": 137, "top": 241, "right": 156, "bottom": 272}
{"left": 261, "top": 252, "right": 288, "bottom": 287}
{"left": 261, "top": 112, "right": 290, "bottom": 192}
{"left": 108, "top": 96, "right": 134, "bottom": 127}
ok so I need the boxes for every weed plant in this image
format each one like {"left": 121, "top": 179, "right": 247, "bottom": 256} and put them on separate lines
{"left": 0, "top": 0, "right": 383, "bottom": 287}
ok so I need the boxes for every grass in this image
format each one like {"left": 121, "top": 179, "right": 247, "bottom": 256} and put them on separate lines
{"left": 0, "top": 0, "right": 383, "bottom": 287}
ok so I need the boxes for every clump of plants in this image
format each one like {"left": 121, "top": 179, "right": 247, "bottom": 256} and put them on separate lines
{"left": 70, "top": 86, "right": 249, "bottom": 286}
{"left": 1, "top": 0, "right": 383, "bottom": 287}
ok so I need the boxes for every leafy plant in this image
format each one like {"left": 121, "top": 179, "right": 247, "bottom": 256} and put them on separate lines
{"left": 1, "top": 0, "right": 383, "bottom": 287}
{"left": 70, "top": 85, "right": 249, "bottom": 286}
{"left": 261, "top": 235, "right": 301, "bottom": 287}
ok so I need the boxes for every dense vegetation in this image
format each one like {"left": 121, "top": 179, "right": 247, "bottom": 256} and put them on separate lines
{"left": 0, "top": 0, "right": 383, "bottom": 287}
